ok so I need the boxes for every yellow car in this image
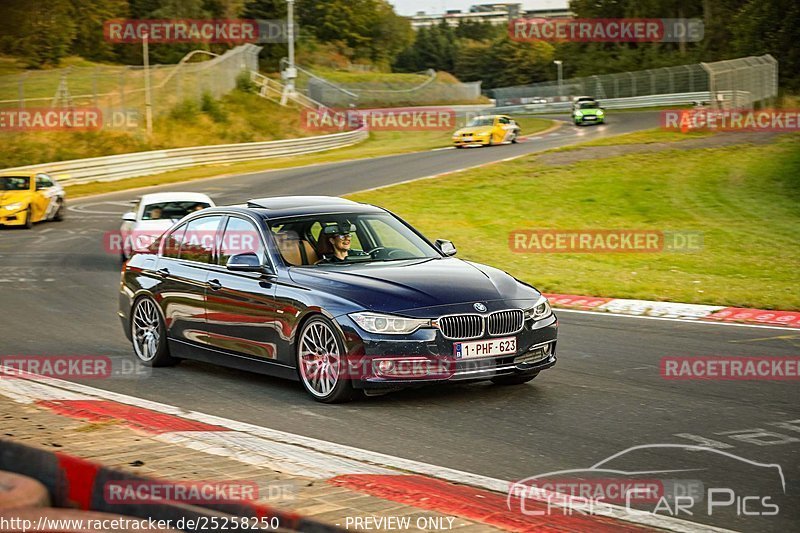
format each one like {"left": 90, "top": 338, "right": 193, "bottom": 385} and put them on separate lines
{"left": 452, "top": 115, "right": 521, "bottom": 148}
{"left": 0, "top": 173, "right": 66, "bottom": 229}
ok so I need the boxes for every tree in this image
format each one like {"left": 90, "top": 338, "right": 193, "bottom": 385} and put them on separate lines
{"left": 243, "top": 0, "right": 287, "bottom": 70}
{"left": 297, "top": 0, "right": 411, "bottom": 66}
{"left": 69, "top": 0, "right": 129, "bottom": 62}
{"left": 0, "top": 0, "right": 77, "bottom": 67}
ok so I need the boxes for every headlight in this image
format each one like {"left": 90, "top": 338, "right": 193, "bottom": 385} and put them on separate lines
{"left": 574, "top": 111, "right": 582, "bottom": 117}
{"left": 597, "top": 110, "right": 604, "bottom": 116}
{"left": 2, "top": 202, "right": 23, "bottom": 211}
{"left": 349, "top": 312, "right": 430, "bottom": 335}
{"left": 524, "top": 296, "right": 552, "bottom": 322}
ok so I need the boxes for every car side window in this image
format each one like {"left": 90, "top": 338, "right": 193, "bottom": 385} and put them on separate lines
{"left": 162, "top": 223, "right": 187, "bottom": 259}
{"left": 499, "top": 117, "right": 509, "bottom": 125}
{"left": 35, "top": 175, "right": 53, "bottom": 190}
{"left": 219, "top": 216, "right": 265, "bottom": 266}
{"left": 178, "top": 216, "right": 223, "bottom": 264}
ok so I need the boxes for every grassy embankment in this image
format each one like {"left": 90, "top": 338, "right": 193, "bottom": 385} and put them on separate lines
{"left": 348, "top": 131, "right": 800, "bottom": 310}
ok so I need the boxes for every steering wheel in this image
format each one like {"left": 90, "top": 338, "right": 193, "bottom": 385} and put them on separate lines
{"left": 369, "top": 247, "right": 386, "bottom": 258}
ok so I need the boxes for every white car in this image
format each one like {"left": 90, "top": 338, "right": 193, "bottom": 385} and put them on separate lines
{"left": 120, "top": 192, "right": 215, "bottom": 260}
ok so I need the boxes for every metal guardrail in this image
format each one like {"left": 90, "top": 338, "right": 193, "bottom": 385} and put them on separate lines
{"left": 491, "top": 92, "right": 711, "bottom": 115}
{"left": 1, "top": 128, "right": 368, "bottom": 187}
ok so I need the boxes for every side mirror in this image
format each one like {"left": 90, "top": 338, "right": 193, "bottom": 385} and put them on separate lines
{"left": 226, "top": 253, "right": 274, "bottom": 276}
{"left": 435, "top": 239, "right": 457, "bottom": 257}
{"left": 122, "top": 212, "right": 137, "bottom": 222}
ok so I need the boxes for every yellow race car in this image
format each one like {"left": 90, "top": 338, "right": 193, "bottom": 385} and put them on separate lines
{"left": 0, "top": 173, "right": 66, "bottom": 229}
{"left": 452, "top": 115, "right": 521, "bottom": 148}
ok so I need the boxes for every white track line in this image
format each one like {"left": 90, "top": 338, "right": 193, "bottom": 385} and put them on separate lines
{"left": 0, "top": 370, "right": 734, "bottom": 533}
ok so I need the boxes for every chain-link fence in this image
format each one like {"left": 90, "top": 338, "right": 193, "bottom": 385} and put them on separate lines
{"left": 0, "top": 44, "right": 261, "bottom": 128}
{"left": 287, "top": 62, "right": 483, "bottom": 108}
{"left": 492, "top": 55, "right": 778, "bottom": 110}
{"left": 703, "top": 55, "right": 778, "bottom": 110}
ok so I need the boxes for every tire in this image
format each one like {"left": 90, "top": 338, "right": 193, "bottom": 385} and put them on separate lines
{"left": 510, "top": 132, "right": 519, "bottom": 143}
{"left": 491, "top": 372, "right": 539, "bottom": 386}
{"left": 455, "top": 145, "right": 464, "bottom": 149}
{"left": 0, "top": 470, "right": 50, "bottom": 509}
{"left": 487, "top": 136, "right": 494, "bottom": 147}
{"left": 130, "top": 296, "right": 178, "bottom": 367}
{"left": 52, "top": 199, "right": 64, "bottom": 221}
{"left": 296, "top": 316, "right": 355, "bottom": 403}
{"left": 23, "top": 206, "right": 33, "bottom": 229}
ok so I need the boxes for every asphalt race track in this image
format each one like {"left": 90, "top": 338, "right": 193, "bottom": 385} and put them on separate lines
{"left": 1, "top": 111, "right": 797, "bottom": 532}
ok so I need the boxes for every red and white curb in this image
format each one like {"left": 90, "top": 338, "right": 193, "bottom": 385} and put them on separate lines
{"left": 0, "top": 367, "right": 733, "bottom": 532}
{"left": 544, "top": 293, "right": 800, "bottom": 329}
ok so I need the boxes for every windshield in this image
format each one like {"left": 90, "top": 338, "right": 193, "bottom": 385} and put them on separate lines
{"left": 269, "top": 212, "right": 441, "bottom": 266}
{"left": 578, "top": 102, "right": 599, "bottom": 109}
{"left": 0, "top": 176, "right": 30, "bottom": 191}
{"left": 466, "top": 117, "right": 494, "bottom": 127}
{"left": 142, "top": 201, "right": 211, "bottom": 221}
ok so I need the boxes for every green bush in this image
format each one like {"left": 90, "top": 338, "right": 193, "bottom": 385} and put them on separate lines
{"left": 200, "top": 92, "right": 227, "bottom": 123}
{"left": 235, "top": 71, "right": 258, "bottom": 94}
{"left": 169, "top": 99, "right": 200, "bottom": 122}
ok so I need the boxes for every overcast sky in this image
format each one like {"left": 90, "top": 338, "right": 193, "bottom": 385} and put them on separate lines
{"left": 388, "top": 0, "right": 569, "bottom": 17}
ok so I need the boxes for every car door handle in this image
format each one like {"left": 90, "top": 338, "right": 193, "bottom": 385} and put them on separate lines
{"left": 207, "top": 279, "right": 222, "bottom": 290}
{"left": 156, "top": 268, "right": 170, "bottom": 277}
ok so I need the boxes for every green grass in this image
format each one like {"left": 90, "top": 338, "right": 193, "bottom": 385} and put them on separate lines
{"left": 552, "top": 128, "right": 715, "bottom": 152}
{"left": 0, "top": 91, "right": 315, "bottom": 168}
{"left": 347, "top": 135, "right": 800, "bottom": 310}
{"left": 62, "top": 117, "right": 556, "bottom": 197}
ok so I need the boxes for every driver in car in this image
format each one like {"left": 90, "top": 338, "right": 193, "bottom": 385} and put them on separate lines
{"left": 317, "top": 223, "right": 369, "bottom": 263}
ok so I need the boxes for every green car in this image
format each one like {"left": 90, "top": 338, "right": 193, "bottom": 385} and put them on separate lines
{"left": 573, "top": 101, "right": 605, "bottom": 126}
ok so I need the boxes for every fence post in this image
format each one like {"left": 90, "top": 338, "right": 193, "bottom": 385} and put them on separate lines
{"left": 119, "top": 69, "right": 126, "bottom": 111}
{"left": 93, "top": 67, "right": 99, "bottom": 108}
{"left": 18, "top": 74, "right": 26, "bottom": 110}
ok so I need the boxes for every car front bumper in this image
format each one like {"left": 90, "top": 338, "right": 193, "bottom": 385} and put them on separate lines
{"left": 0, "top": 206, "right": 28, "bottom": 226}
{"left": 575, "top": 115, "right": 604, "bottom": 124}
{"left": 335, "top": 313, "right": 558, "bottom": 390}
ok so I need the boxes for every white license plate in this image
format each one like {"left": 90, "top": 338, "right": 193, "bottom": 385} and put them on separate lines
{"left": 454, "top": 337, "right": 516, "bottom": 359}
{"left": 585, "top": 116, "right": 596, "bottom": 120}
{"left": 464, "top": 137, "right": 472, "bottom": 141}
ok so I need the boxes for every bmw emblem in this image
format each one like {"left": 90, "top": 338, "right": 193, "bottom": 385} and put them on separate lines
{"left": 473, "top": 302, "right": 487, "bottom": 312}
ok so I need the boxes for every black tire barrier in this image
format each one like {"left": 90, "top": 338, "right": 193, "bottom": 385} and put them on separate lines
{"left": 0, "top": 439, "right": 345, "bottom": 532}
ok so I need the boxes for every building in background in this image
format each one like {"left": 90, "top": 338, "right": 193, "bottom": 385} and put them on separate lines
{"left": 409, "top": 2, "right": 572, "bottom": 30}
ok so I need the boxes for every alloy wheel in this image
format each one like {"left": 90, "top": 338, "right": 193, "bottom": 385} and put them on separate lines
{"left": 298, "top": 321, "right": 342, "bottom": 398}
{"left": 132, "top": 298, "right": 161, "bottom": 361}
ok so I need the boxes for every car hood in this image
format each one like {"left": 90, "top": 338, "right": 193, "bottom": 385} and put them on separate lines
{"left": 288, "top": 257, "right": 540, "bottom": 315}
{"left": 576, "top": 108, "right": 601, "bottom": 115}
{"left": 455, "top": 127, "right": 493, "bottom": 136}
{"left": 0, "top": 190, "right": 32, "bottom": 206}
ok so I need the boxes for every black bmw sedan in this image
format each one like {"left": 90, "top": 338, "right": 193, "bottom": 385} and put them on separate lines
{"left": 119, "top": 196, "right": 557, "bottom": 402}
